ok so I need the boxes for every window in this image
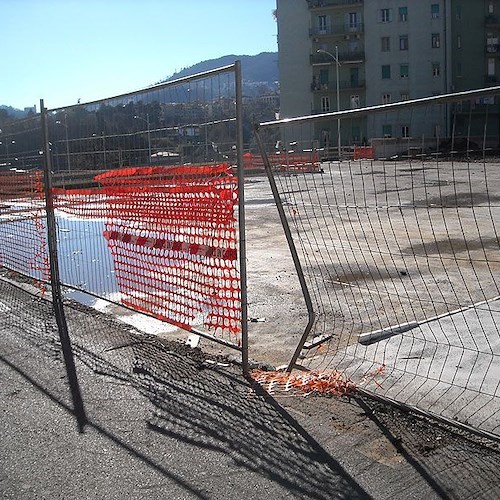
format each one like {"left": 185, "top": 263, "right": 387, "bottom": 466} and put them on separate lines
{"left": 348, "top": 12, "right": 360, "bottom": 30}
{"left": 401, "top": 125, "right": 410, "bottom": 138}
{"left": 431, "top": 33, "right": 440, "bottom": 48}
{"left": 380, "top": 8, "right": 392, "bottom": 23}
{"left": 350, "top": 95, "right": 360, "bottom": 108}
{"left": 488, "top": 58, "right": 495, "bottom": 76}
{"left": 400, "top": 35, "right": 409, "bottom": 50}
{"left": 351, "top": 126, "right": 360, "bottom": 143}
{"left": 321, "top": 96, "right": 330, "bottom": 113}
{"left": 382, "top": 124, "right": 393, "bottom": 138}
{"left": 382, "top": 93, "right": 391, "bottom": 104}
{"left": 432, "top": 62, "right": 441, "bottom": 77}
{"left": 489, "top": 3, "right": 494, "bottom": 14}
{"left": 399, "top": 6, "right": 408, "bottom": 22}
{"left": 400, "top": 64, "right": 409, "bottom": 78}
{"left": 318, "top": 15, "right": 329, "bottom": 34}
{"left": 319, "top": 69, "right": 329, "bottom": 85}
{"left": 382, "top": 65, "right": 391, "bottom": 79}
{"left": 381, "top": 36, "right": 391, "bottom": 52}
{"left": 457, "top": 61, "right": 462, "bottom": 77}
{"left": 457, "top": 35, "right": 461, "bottom": 49}
{"left": 431, "top": 4, "right": 439, "bottom": 19}
{"left": 350, "top": 67, "right": 360, "bottom": 87}
{"left": 456, "top": 5, "right": 462, "bottom": 19}
{"left": 400, "top": 92, "right": 409, "bottom": 101}
{"left": 349, "top": 40, "right": 360, "bottom": 53}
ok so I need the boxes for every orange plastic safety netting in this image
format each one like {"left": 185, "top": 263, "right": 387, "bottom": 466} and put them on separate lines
{"left": 54, "top": 164, "right": 241, "bottom": 337}
{"left": 250, "top": 370, "right": 356, "bottom": 397}
{"left": 0, "top": 170, "right": 49, "bottom": 284}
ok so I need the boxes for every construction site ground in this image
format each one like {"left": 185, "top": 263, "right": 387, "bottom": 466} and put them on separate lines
{"left": 1, "top": 280, "right": 500, "bottom": 499}
{"left": 2, "top": 160, "right": 500, "bottom": 498}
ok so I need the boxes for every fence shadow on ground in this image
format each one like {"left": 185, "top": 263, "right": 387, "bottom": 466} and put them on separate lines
{"left": 2, "top": 276, "right": 499, "bottom": 499}
{"left": 355, "top": 396, "right": 500, "bottom": 499}
{"left": 0, "top": 276, "right": 369, "bottom": 499}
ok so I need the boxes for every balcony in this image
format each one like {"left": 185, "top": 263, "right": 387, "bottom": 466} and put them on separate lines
{"left": 307, "top": 0, "right": 363, "bottom": 9}
{"left": 485, "top": 14, "right": 500, "bottom": 26}
{"left": 310, "top": 23, "right": 364, "bottom": 38}
{"left": 311, "top": 51, "right": 365, "bottom": 65}
{"left": 312, "top": 102, "right": 365, "bottom": 114}
{"left": 486, "top": 43, "right": 500, "bottom": 55}
{"left": 311, "top": 80, "right": 366, "bottom": 91}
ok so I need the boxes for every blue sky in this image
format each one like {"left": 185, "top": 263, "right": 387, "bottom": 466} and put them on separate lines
{"left": 2, "top": 0, "right": 277, "bottom": 110}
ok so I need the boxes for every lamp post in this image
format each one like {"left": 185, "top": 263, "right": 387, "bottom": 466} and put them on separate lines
{"left": 134, "top": 113, "right": 151, "bottom": 166}
{"left": 55, "top": 113, "right": 71, "bottom": 172}
{"left": 317, "top": 47, "right": 341, "bottom": 160}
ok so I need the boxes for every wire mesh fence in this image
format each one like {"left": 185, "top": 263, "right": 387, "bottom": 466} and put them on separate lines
{"left": 0, "top": 115, "right": 49, "bottom": 286}
{"left": 254, "top": 87, "right": 500, "bottom": 438}
{"left": 47, "top": 65, "right": 245, "bottom": 352}
{"left": 2, "top": 66, "right": 500, "bottom": 440}
{"left": 0, "top": 64, "right": 246, "bottom": 365}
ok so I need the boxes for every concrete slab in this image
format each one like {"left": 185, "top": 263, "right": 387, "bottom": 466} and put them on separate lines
{"left": 326, "top": 300, "right": 500, "bottom": 436}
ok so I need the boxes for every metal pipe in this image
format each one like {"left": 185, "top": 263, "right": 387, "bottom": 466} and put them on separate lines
{"left": 48, "top": 64, "right": 238, "bottom": 113}
{"left": 317, "top": 48, "right": 341, "bottom": 159}
{"left": 40, "top": 98, "right": 87, "bottom": 432}
{"left": 235, "top": 60, "right": 250, "bottom": 375}
{"left": 259, "top": 85, "right": 500, "bottom": 128}
{"left": 253, "top": 125, "right": 316, "bottom": 372}
{"left": 64, "top": 113, "right": 71, "bottom": 172}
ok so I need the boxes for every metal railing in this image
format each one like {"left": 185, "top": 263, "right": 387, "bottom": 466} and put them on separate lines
{"left": 311, "top": 51, "right": 365, "bottom": 65}
{"left": 309, "top": 23, "right": 364, "bottom": 37}
{"left": 308, "top": 0, "right": 364, "bottom": 9}
{"left": 311, "top": 80, "right": 366, "bottom": 91}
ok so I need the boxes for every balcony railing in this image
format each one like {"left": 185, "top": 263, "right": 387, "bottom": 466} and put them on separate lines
{"left": 485, "top": 14, "right": 500, "bottom": 26}
{"left": 310, "top": 51, "right": 365, "bottom": 64}
{"left": 307, "top": 0, "right": 363, "bottom": 9}
{"left": 310, "top": 23, "right": 364, "bottom": 37}
{"left": 312, "top": 103, "right": 365, "bottom": 114}
{"left": 311, "top": 80, "right": 366, "bottom": 91}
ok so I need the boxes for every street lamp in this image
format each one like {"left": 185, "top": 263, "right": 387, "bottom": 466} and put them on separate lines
{"left": 55, "top": 112, "right": 71, "bottom": 172}
{"left": 317, "top": 47, "right": 341, "bottom": 160}
{"left": 4, "top": 140, "right": 15, "bottom": 164}
{"left": 134, "top": 113, "right": 151, "bottom": 166}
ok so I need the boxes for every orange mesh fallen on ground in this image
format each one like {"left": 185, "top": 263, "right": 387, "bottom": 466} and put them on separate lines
{"left": 250, "top": 369, "right": 356, "bottom": 397}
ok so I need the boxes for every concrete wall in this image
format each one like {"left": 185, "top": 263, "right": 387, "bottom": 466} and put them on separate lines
{"left": 277, "top": 0, "right": 312, "bottom": 119}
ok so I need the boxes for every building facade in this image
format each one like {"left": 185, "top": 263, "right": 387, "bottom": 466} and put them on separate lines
{"left": 277, "top": 0, "right": 500, "bottom": 149}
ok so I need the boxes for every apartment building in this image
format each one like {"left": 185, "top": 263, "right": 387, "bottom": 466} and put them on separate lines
{"left": 277, "top": 0, "right": 500, "bottom": 148}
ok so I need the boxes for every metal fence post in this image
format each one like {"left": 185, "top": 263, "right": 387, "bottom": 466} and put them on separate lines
{"left": 253, "top": 125, "right": 316, "bottom": 372}
{"left": 235, "top": 61, "right": 250, "bottom": 375}
{"left": 40, "top": 99, "right": 87, "bottom": 432}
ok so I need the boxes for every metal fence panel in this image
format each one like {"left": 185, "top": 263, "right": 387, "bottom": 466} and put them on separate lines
{"left": 255, "top": 87, "right": 500, "bottom": 438}
{"left": 1, "top": 63, "right": 247, "bottom": 367}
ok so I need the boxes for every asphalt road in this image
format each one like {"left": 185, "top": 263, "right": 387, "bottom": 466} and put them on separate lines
{"left": 1, "top": 278, "right": 500, "bottom": 499}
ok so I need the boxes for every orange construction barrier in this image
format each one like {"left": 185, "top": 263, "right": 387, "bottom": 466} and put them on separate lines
{"left": 353, "top": 146, "right": 375, "bottom": 160}
{"left": 243, "top": 151, "right": 321, "bottom": 173}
